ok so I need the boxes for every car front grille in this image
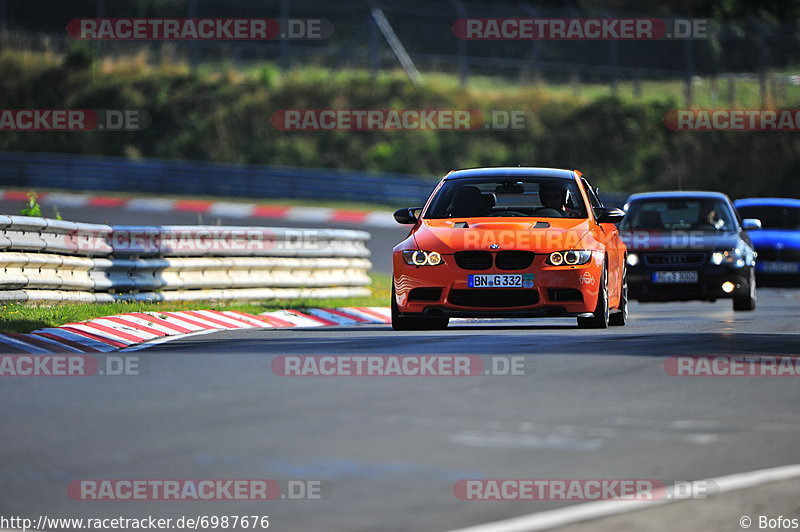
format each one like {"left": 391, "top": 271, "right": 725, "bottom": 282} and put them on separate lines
{"left": 449, "top": 289, "right": 539, "bottom": 308}
{"left": 454, "top": 251, "right": 535, "bottom": 270}
{"left": 454, "top": 251, "right": 493, "bottom": 270}
{"left": 644, "top": 252, "right": 706, "bottom": 266}
{"left": 496, "top": 251, "right": 535, "bottom": 270}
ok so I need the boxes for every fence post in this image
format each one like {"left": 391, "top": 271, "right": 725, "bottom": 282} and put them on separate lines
{"left": 522, "top": 5, "right": 542, "bottom": 86}
{"left": 0, "top": 0, "right": 6, "bottom": 53}
{"left": 95, "top": 0, "right": 106, "bottom": 58}
{"left": 279, "top": 0, "right": 289, "bottom": 67}
{"left": 571, "top": 70, "right": 580, "bottom": 97}
{"left": 450, "top": 0, "right": 468, "bottom": 88}
{"left": 710, "top": 75, "right": 718, "bottom": 105}
{"left": 608, "top": 40, "right": 619, "bottom": 96}
{"left": 632, "top": 71, "right": 642, "bottom": 99}
{"left": 187, "top": 0, "right": 198, "bottom": 70}
{"left": 683, "top": 39, "right": 693, "bottom": 107}
{"left": 727, "top": 76, "right": 736, "bottom": 107}
{"left": 748, "top": 16, "right": 768, "bottom": 108}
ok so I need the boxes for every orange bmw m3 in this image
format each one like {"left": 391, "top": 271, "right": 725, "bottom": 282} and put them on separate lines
{"left": 392, "top": 167, "right": 628, "bottom": 330}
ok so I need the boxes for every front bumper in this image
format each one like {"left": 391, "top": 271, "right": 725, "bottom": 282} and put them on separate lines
{"left": 393, "top": 252, "right": 604, "bottom": 318}
{"left": 628, "top": 264, "right": 752, "bottom": 302}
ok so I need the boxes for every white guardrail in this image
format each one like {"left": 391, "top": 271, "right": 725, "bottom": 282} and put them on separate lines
{"left": 0, "top": 215, "right": 372, "bottom": 303}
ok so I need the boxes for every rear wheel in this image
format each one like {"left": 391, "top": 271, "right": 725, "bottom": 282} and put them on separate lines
{"left": 733, "top": 269, "right": 757, "bottom": 311}
{"left": 577, "top": 265, "right": 609, "bottom": 329}
{"left": 608, "top": 270, "right": 628, "bottom": 326}
{"left": 391, "top": 285, "right": 450, "bottom": 330}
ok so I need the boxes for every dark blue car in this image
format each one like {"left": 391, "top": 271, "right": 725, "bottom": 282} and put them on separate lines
{"left": 734, "top": 198, "right": 800, "bottom": 285}
{"left": 620, "top": 191, "right": 759, "bottom": 311}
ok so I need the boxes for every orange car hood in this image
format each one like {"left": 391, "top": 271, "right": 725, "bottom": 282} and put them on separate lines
{"left": 413, "top": 218, "right": 593, "bottom": 253}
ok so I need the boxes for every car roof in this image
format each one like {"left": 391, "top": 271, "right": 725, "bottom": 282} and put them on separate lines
{"left": 626, "top": 191, "right": 730, "bottom": 202}
{"left": 734, "top": 197, "right": 800, "bottom": 208}
{"left": 443, "top": 167, "right": 576, "bottom": 180}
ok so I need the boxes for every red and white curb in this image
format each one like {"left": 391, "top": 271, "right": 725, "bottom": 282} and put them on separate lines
{"left": 0, "top": 190, "right": 397, "bottom": 228}
{"left": 0, "top": 307, "right": 392, "bottom": 354}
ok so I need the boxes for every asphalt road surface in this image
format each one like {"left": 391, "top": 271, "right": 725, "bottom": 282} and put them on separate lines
{"left": 1, "top": 290, "right": 799, "bottom": 531}
{"left": 0, "top": 200, "right": 407, "bottom": 274}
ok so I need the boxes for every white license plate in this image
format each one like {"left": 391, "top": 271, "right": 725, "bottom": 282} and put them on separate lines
{"left": 468, "top": 274, "right": 524, "bottom": 288}
{"left": 652, "top": 271, "right": 699, "bottom": 283}
{"left": 761, "top": 261, "right": 800, "bottom": 273}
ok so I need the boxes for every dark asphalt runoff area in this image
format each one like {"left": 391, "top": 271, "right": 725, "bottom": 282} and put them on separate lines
{"left": 1, "top": 290, "right": 799, "bottom": 531}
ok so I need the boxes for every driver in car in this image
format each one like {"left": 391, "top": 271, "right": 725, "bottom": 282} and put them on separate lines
{"left": 539, "top": 184, "right": 578, "bottom": 217}
{"left": 701, "top": 208, "right": 727, "bottom": 230}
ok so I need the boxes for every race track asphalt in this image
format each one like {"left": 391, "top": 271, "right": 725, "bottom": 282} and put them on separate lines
{"left": 1, "top": 290, "right": 799, "bottom": 531}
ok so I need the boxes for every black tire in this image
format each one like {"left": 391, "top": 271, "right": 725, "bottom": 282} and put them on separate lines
{"left": 577, "top": 265, "right": 609, "bottom": 329}
{"left": 608, "top": 270, "right": 628, "bottom": 326}
{"left": 391, "top": 285, "right": 450, "bottom": 330}
{"left": 733, "top": 269, "right": 757, "bottom": 312}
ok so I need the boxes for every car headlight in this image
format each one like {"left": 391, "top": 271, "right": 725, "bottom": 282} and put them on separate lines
{"left": 711, "top": 249, "right": 745, "bottom": 267}
{"left": 710, "top": 251, "right": 726, "bottom": 265}
{"left": 626, "top": 252, "right": 639, "bottom": 267}
{"left": 547, "top": 250, "right": 593, "bottom": 266}
{"left": 402, "top": 250, "right": 443, "bottom": 266}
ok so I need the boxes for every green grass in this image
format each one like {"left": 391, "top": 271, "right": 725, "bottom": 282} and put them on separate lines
{"left": 0, "top": 273, "right": 391, "bottom": 334}
{"left": 279, "top": 66, "right": 800, "bottom": 109}
{"left": 426, "top": 71, "right": 800, "bottom": 109}
{"left": 11, "top": 48, "right": 797, "bottom": 111}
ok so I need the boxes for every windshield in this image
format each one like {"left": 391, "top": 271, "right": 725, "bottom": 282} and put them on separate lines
{"left": 621, "top": 198, "right": 737, "bottom": 231}
{"left": 424, "top": 177, "right": 588, "bottom": 219}
{"left": 736, "top": 205, "right": 800, "bottom": 230}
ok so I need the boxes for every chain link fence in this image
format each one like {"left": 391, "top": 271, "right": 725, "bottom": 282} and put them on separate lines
{"left": 2, "top": 0, "right": 800, "bottom": 106}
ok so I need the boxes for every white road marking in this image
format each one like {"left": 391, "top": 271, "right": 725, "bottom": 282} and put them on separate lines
{"left": 446, "top": 463, "right": 800, "bottom": 532}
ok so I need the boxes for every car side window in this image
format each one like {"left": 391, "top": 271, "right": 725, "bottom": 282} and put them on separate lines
{"left": 581, "top": 178, "right": 604, "bottom": 217}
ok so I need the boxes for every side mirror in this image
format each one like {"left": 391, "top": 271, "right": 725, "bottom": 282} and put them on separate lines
{"left": 596, "top": 207, "right": 626, "bottom": 224}
{"left": 394, "top": 207, "right": 421, "bottom": 225}
{"left": 742, "top": 218, "right": 762, "bottom": 231}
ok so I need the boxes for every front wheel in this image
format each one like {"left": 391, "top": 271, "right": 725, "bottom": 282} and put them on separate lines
{"left": 733, "top": 269, "right": 756, "bottom": 312}
{"left": 608, "top": 271, "right": 628, "bottom": 326}
{"left": 577, "top": 265, "right": 609, "bottom": 329}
